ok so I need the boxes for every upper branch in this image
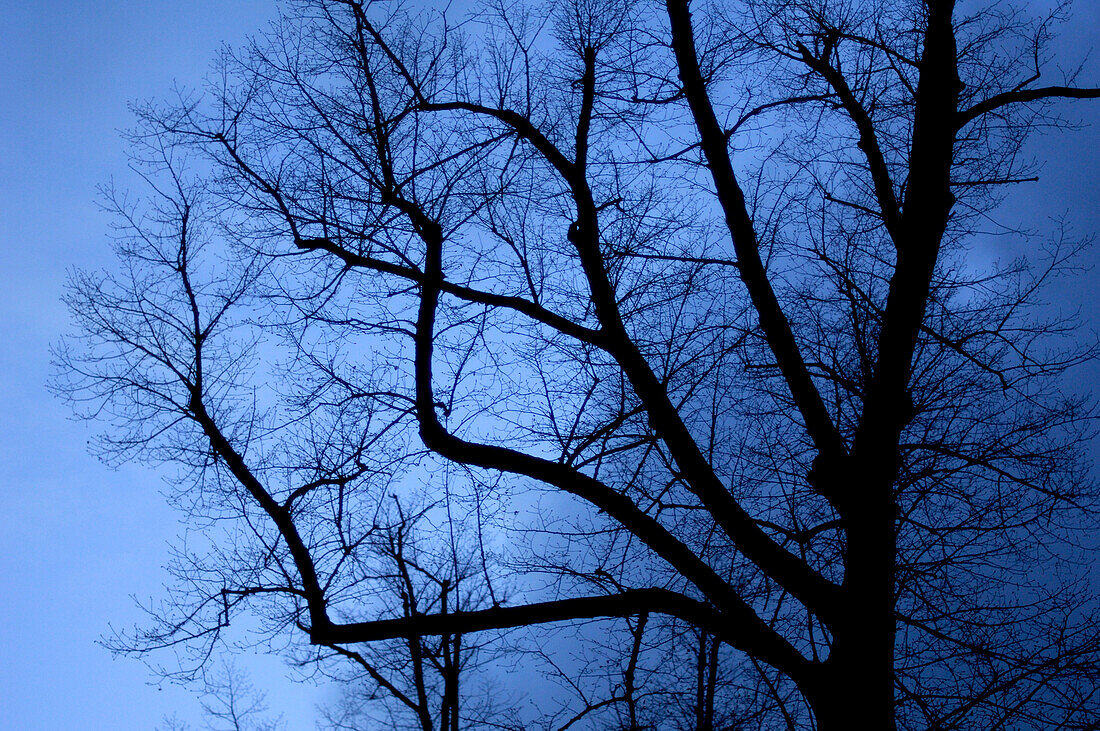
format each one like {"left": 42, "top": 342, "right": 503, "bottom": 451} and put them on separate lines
{"left": 576, "top": 45, "right": 597, "bottom": 171}
{"left": 341, "top": 0, "right": 841, "bottom": 625}
{"left": 664, "top": 0, "right": 848, "bottom": 471}
{"left": 796, "top": 40, "right": 903, "bottom": 241}
{"left": 850, "top": 0, "right": 963, "bottom": 464}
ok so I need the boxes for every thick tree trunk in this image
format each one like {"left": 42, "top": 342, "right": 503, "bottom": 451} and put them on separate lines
{"left": 810, "top": 601, "right": 896, "bottom": 729}
{"left": 805, "top": 624, "right": 895, "bottom": 729}
{"left": 809, "top": 474, "right": 897, "bottom": 730}
{"left": 809, "top": 655, "right": 895, "bottom": 730}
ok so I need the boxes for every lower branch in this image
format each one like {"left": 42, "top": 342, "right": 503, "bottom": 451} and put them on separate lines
{"left": 312, "top": 589, "right": 814, "bottom": 685}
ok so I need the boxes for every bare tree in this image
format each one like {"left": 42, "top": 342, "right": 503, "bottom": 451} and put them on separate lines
{"left": 55, "top": 0, "right": 1100, "bottom": 728}
{"left": 157, "top": 661, "right": 285, "bottom": 731}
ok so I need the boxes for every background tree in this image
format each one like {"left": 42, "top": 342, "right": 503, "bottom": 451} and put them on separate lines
{"left": 157, "top": 661, "right": 285, "bottom": 731}
{"left": 319, "top": 500, "right": 522, "bottom": 730}
{"left": 55, "top": 0, "right": 1100, "bottom": 728}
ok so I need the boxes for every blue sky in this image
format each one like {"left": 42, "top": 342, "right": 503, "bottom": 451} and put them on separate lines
{"left": 0, "top": 1, "right": 1097, "bottom": 729}
{"left": 0, "top": 2, "right": 322, "bottom": 728}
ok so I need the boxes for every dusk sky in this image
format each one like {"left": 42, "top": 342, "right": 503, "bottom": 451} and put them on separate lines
{"left": 0, "top": 1, "right": 1098, "bottom": 729}
{"left": 0, "top": 2, "right": 321, "bottom": 728}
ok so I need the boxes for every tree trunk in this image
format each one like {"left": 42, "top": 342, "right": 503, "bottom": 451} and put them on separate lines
{"left": 810, "top": 476, "right": 897, "bottom": 730}
{"left": 809, "top": 628, "right": 896, "bottom": 730}
{"left": 810, "top": 677, "right": 894, "bottom": 730}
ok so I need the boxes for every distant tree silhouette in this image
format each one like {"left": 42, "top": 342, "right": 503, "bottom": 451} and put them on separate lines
{"left": 157, "top": 661, "right": 284, "bottom": 731}
{"left": 318, "top": 500, "right": 522, "bottom": 730}
{"left": 55, "top": 1, "right": 1100, "bottom": 728}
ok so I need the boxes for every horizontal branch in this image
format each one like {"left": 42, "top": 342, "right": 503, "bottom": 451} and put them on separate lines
{"left": 958, "top": 85, "right": 1100, "bottom": 126}
{"left": 313, "top": 588, "right": 814, "bottom": 682}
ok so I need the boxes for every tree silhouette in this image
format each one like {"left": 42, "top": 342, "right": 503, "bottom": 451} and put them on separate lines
{"left": 55, "top": 1, "right": 1100, "bottom": 728}
{"left": 157, "top": 661, "right": 285, "bottom": 731}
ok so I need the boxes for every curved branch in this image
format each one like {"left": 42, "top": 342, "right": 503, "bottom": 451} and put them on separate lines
{"left": 411, "top": 214, "right": 814, "bottom": 681}
{"left": 296, "top": 236, "right": 605, "bottom": 345}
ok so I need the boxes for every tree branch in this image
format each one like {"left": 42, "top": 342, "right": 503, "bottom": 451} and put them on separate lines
{"left": 958, "top": 85, "right": 1100, "bottom": 127}
{"left": 314, "top": 589, "right": 814, "bottom": 684}
{"left": 664, "top": 0, "right": 849, "bottom": 478}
